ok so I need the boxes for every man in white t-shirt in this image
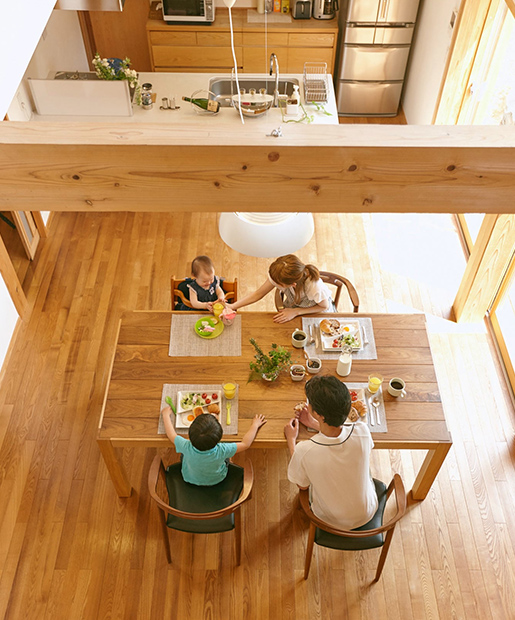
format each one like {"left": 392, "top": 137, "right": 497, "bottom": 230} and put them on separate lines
{"left": 284, "top": 375, "right": 378, "bottom": 530}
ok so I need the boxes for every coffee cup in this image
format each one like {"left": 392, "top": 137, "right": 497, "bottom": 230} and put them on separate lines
{"left": 388, "top": 377, "right": 406, "bottom": 398}
{"left": 291, "top": 328, "right": 308, "bottom": 348}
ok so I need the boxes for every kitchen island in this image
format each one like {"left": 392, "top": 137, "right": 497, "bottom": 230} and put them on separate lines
{"left": 31, "top": 71, "right": 338, "bottom": 127}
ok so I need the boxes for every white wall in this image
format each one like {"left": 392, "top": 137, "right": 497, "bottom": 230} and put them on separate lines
{"left": 0, "top": 1, "right": 55, "bottom": 120}
{"left": 7, "top": 10, "right": 88, "bottom": 121}
{"left": 402, "top": 0, "right": 461, "bottom": 125}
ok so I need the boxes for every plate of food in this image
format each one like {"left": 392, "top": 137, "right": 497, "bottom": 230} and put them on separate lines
{"left": 194, "top": 316, "right": 224, "bottom": 339}
{"left": 319, "top": 318, "right": 362, "bottom": 351}
{"left": 345, "top": 388, "right": 368, "bottom": 424}
{"left": 175, "top": 390, "right": 222, "bottom": 428}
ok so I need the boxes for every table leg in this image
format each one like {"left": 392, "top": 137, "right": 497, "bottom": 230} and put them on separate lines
{"left": 411, "top": 442, "right": 452, "bottom": 501}
{"left": 97, "top": 439, "right": 132, "bottom": 497}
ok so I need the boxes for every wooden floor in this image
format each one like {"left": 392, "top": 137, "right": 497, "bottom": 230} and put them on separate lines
{"left": 1, "top": 210, "right": 515, "bottom": 619}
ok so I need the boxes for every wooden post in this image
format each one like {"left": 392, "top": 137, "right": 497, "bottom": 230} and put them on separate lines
{"left": 411, "top": 442, "right": 453, "bottom": 501}
{"left": 0, "top": 234, "right": 27, "bottom": 317}
{"left": 453, "top": 214, "right": 515, "bottom": 323}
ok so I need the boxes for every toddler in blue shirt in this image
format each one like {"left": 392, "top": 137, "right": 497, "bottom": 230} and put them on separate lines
{"left": 162, "top": 408, "right": 266, "bottom": 486}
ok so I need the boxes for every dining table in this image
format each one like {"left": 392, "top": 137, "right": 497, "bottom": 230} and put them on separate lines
{"left": 97, "top": 310, "right": 452, "bottom": 500}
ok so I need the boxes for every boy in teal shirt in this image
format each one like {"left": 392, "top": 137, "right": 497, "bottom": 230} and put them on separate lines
{"left": 162, "top": 407, "right": 266, "bottom": 486}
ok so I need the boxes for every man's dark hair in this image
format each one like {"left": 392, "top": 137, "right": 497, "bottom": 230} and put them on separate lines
{"left": 304, "top": 375, "right": 351, "bottom": 427}
{"left": 188, "top": 413, "right": 223, "bottom": 451}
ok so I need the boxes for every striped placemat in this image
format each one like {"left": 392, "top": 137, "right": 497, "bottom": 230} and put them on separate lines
{"left": 158, "top": 383, "right": 239, "bottom": 436}
{"left": 169, "top": 313, "right": 242, "bottom": 357}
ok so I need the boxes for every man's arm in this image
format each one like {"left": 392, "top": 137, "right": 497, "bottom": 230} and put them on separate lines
{"left": 284, "top": 418, "right": 309, "bottom": 489}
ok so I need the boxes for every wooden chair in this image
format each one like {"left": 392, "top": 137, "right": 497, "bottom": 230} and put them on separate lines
{"left": 171, "top": 276, "right": 238, "bottom": 310}
{"left": 299, "top": 474, "right": 406, "bottom": 580}
{"left": 274, "top": 271, "right": 359, "bottom": 312}
{"left": 148, "top": 454, "right": 253, "bottom": 565}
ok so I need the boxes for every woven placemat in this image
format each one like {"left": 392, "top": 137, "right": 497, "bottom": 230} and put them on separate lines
{"left": 158, "top": 383, "right": 239, "bottom": 436}
{"left": 345, "top": 382, "right": 387, "bottom": 433}
{"left": 302, "top": 317, "right": 377, "bottom": 361}
{"left": 169, "top": 314, "right": 242, "bottom": 357}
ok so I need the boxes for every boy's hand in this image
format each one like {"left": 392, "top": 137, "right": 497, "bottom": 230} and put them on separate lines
{"left": 206, "top": 301, "right": 214, "bottom": 311}
{"left": 161, "top": 405, "right": 172, "bottom": 416}
{"left": 284, "top": 418, "right": 299, "bottom": 440}
{"left": 252, "top": 414, "right": 267, "bottom": 428}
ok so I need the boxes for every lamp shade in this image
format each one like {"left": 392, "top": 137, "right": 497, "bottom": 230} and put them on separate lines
{"left": 219, "top": 212, "right": 314, "bottom": 258}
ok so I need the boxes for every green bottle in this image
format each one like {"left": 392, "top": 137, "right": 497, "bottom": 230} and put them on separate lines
{"left": 182, "top": 96, "right": 220, "bottom": 113}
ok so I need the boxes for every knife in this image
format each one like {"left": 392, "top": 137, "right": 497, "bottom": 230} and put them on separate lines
{"left": 165, "top": 396, "right": 177, "bottom": 415}
{"left": 362, "top": 326, "right": 369, "bottom": 346}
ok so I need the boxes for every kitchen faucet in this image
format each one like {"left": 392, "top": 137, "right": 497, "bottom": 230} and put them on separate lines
{"left": 269, "top": 53, "right": 280, "bottom": 107}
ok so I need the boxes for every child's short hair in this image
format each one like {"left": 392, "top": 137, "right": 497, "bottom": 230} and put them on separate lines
{"left": 191, "top": 255, "right": 215, "bottom": 278}
{"left": 188, "top": 414, "right": 223, "bottom": 451}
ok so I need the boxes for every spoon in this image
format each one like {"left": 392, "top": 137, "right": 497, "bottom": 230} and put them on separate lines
{"left": 370, "top": 397, "right": 380, "bottom": 424}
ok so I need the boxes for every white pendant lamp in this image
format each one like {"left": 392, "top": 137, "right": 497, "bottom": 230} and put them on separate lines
{"left": 219, "top": 212, "right": 315, "bottom": 258}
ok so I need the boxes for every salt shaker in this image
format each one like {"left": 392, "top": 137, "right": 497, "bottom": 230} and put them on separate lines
{"left": 141, "top": 83, "right": 153, "bottom": 110}
{"left": 336, "top": 345, "right": 353, "bottom": 377}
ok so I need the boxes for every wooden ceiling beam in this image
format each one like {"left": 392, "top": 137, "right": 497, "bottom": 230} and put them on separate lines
{"left": 1, "top": 123, "right": 515, "bottom": 213}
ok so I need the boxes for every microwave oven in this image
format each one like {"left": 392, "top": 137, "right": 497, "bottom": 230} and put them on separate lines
{"left": 162, "top": 0, "right": 215, "bottom": 23}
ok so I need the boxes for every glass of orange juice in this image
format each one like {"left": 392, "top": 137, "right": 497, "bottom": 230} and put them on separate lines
{"left": 367, "top": 373, "right": 383, "bottom": 394}
{"left": 213, "top": 302, "right": 224, "bottom": 319}
{"left": 223, "top": 381, "right": 237, "bottom": 400}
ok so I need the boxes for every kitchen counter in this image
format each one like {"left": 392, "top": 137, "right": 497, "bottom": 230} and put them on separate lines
{"left": 31, "top": 72, "right": 338, "bottom": 127}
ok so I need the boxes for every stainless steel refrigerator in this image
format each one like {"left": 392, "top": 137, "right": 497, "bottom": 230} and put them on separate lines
{"left": 335, "top": 0, "right": 421, "bottom": 116}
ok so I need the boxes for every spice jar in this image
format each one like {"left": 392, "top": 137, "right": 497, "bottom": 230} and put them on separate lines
{"left": 141, "top": 83, "right": 153, "bottom": 110}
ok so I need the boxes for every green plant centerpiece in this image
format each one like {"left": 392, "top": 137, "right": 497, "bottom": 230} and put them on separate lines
{"left": 249, "top": 338, "right": 292, "bottom": 382}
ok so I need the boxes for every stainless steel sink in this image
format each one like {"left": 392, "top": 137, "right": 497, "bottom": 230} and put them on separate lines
{"left": 208, "top": 76, "right": 299, "bottom": 107}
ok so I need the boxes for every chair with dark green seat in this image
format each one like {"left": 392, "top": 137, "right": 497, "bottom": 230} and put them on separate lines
{"left": 148, "top": 455, "right": 253, "bottom": 565}
{"left": 299, "top": 474, "right": 406, "bottom": 580}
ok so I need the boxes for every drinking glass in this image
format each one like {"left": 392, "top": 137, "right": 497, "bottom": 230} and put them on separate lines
{"left": 223, "top": 381, "right": 237, "bottom": 400}
{"left": 213, "top": 302, "right": 224, "bottom": 319}
{"left": 367, "top": 373, "right": 383, "bottom": 394}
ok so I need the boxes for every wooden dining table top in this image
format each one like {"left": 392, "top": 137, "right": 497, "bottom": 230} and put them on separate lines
{"left": 98, "top": 311, "right": 451, "bottom": 451}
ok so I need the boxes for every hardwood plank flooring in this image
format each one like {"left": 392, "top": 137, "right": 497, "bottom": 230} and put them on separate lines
{"left": 0, "top": 210, "right": 514, "bottom": 619}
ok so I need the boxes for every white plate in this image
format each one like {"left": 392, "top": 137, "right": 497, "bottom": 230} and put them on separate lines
{"left": 175, "top": 390, "right": 222, "bottom": 429}
{"left": 344, "top": 388, "right": 368, "bottom": 424}
{"left": 320, "top": 320, "right": 362, "bottom": 351}
{"left": 177, "top": 390, "right": 221, "bottom": 413}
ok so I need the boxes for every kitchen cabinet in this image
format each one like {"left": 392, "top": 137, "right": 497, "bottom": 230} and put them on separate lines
{"left": 147, "top": 9, "right": 338, "bottom": 74}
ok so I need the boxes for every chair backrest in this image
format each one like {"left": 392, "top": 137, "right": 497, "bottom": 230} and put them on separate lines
{"left": 319, "top": 271, "right": 359, "bottom": 312}
{"left": 273, "top": 271, "right": 359, "bottom": 312}
{"left": 171, "top": 276, "right": 238, "bottom": 310}
{"left": 148, "top": 454, "right": 253, "bottom": 525}
{"left": 299, "top": 474, "right": 405, "bottom": 540}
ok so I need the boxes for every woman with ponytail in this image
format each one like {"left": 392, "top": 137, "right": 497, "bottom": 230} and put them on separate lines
{"left": 227, "top": 254, "right": 334, "bottom": 323}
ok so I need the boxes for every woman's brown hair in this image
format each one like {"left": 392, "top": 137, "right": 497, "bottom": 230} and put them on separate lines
{"left": 268, "top": 254, "right": 319, "bottom": 304}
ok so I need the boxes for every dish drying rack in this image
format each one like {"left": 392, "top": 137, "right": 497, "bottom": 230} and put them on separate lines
{"left": 303, "top": 62, "right": 328, "bottom": 103}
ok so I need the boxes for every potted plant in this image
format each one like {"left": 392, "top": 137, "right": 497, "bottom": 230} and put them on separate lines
{"left": 92, "top": 53, "right": 141, "bottom": 104}
{"left": 249, "top": 338, "right": 292, "bottom": 382}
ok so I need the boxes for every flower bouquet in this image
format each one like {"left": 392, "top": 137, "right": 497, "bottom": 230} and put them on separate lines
{"left": 248, "top": 338, "right": 292, "bottom": 382}
{"left": 92, "top": 54, "right": 141, "bottom": 104}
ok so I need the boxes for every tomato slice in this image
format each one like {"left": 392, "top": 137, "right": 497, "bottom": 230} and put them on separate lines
{"left": 206, "top": 398, "right": 211, "bottom": 404}
{"left": 212, "top": 393, "right": 218, "bottom": 400}
{"left": 201, "top": 393, "right": 207, "bottom": 399}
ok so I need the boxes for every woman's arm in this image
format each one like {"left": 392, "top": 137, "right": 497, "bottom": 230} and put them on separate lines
{"left": 273, "top": 300, "right": 330, "bottom": 323}
{"left": 227, "top": 279, "right": 275, "bottom": 311}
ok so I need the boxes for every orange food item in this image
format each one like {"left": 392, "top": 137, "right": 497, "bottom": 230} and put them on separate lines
{"left": 187, "top": 414, "right": 195, "bottom": 422}
{"left": 193, "top": 406, "right": 204, "bottom": 418}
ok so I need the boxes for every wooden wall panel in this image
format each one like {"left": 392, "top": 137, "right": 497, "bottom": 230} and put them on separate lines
{"left": 0, "top": 124, "right": 515, "bottom": 213}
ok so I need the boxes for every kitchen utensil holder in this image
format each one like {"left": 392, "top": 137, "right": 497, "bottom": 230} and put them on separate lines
{"left": 303, "top": 62, "right": 328, "bottom": 103}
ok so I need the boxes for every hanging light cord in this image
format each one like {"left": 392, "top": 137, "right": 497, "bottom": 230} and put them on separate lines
{"left": 228, "top": 6, "right": 245, "bottom": 125}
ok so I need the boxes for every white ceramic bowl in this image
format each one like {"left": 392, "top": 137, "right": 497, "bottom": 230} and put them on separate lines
{"left": 290, "top": 364, "right": 306, "bottom": 382}
{"left": 306, "top": 357, "right": 322, "bottom": 374}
